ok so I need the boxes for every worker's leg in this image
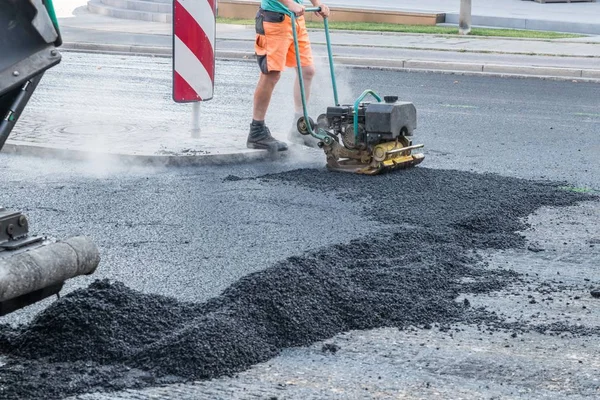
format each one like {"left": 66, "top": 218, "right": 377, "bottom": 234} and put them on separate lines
{"left": 248, "top": 71, "right": 288, "bottom": 151}
{"left": 248, "top": 9, "right": 290, "bottom": 151}
{"left": 253, "top": 71, "right": 281, "bottom": 121}
{"left": 293, "top": 65, "right": 316, "bottom": 114}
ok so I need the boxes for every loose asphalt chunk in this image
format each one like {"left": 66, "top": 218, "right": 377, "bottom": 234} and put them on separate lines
{"left": 0, "top": 167, "right": 594, "bottom": 400}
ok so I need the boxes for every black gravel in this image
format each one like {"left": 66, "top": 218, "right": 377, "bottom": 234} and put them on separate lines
{"left": 0, "top": 167, "right": 593, "bottom": 399}
{"left": 322, "top": 343, "right": 341, "bottom": 354}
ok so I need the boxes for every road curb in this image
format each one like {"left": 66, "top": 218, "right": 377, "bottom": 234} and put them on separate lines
{"left": 63, "top": 42, "right": 171, "bottom": 56}
{"left": 61, "top": 42, "right": 600, "bottom": 83}
{"left": 1, "top": 141, "right": 280, "bottom": 167}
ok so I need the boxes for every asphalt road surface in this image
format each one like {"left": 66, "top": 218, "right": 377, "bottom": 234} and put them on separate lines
{"left": 0, "top": 54, "right": 599, "bottom": 399}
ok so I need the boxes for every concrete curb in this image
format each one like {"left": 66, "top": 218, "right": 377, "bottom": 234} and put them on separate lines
{"left": 62, "top": 42, "right": 600, "bottom": 83}
{"left": 63, "top": 42, "right": 171, "bottom": 56}
{"left": 1, "top": 141, "right": 281, "bottom": 167}
{"left": 217, "top": 0, "right": 444, "bottom": 25}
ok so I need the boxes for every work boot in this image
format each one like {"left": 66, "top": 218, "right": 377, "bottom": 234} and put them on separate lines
{"left": 288, "top": 113, "right": 320, "bottom": 148}
{"left": 247, "top": 121, "right": 288, "bottom": 152}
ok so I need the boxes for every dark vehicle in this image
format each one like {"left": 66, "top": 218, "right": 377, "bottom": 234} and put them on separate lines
{"left": 0, "top": 0, "right": 100, "bottom": 315}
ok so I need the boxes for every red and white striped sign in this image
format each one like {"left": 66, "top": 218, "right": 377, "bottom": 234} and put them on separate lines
{"left": 173, "top": 0, "right": 216, "bottom": 103}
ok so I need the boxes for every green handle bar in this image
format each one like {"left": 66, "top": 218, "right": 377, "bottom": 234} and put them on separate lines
{"left": 304, "top": 7, "right": 339, "bottom": 107}
{"left": 353, "top": 90, "right": 381, "bottom": 141}
{"left": 45, "top": 0, "right": 62, "bottom": 45}
{"left": 291, "top": 7, "right": 381, "bottom": 145}
{"left": 291, "top": 7, "right": 336, "bottom": 144}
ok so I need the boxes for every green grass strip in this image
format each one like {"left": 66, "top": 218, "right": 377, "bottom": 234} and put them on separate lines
{"left": 559, "top": 186, "right": 596, "bottom": 194}
{"left": 217, "top": 17, "right": 583, "bottom": 39}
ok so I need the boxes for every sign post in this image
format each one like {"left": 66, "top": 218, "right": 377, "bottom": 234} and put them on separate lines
{"left": 191, "top": 102, "right": 201, "bottom": 138}
{"left": 459, "top": 0, "right": 472, "bottom": 35}
{"left": 173, "top": 0, "right": 216, "bottom": 137}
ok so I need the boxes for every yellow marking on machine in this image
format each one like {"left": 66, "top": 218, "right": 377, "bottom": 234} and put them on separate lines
{"left": 324, "top": 139, "right": 425, "bottom": 175}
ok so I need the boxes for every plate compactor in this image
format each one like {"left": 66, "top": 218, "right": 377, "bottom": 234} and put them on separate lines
{"left": 291, "top": 9, "right": 425, "bottom": 175}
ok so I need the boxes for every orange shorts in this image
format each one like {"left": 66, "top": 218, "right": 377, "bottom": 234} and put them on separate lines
{"left": 254, "top": 8, "right": 314, "bottom": 74}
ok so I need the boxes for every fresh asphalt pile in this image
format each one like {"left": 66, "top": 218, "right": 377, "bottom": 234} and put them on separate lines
{"left": 0, "top": 167, "right": 593, "bottom": 399}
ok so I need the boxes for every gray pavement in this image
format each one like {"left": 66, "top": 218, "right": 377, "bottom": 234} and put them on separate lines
{"left": 56, "top": 11, "right": 600, "bottom": 85}
{"left": 1, "top": 67, "right": 599, "bottom": 399}
{"left": 4, "top": 62, "right": 599, "bottom": 314}
{"left": 83, "top": 0, "right": 600, "bottom": 34}
{"left": 71, "top": 324, "right": 600, "bottom": 399}
{"left": 61, "top": 10, "right": 600, "bottom": 57}
{"left": 6, "top": 8, "right": 599, "bottom": 161}
{"left": 6, "top": 51, "right": 600, "bottom": 167}
{"left": 318, "top": 0, "right": 600, "bottom": 34}
{"left": 5, "top": 53, "right": 266, "bottom": 162}
{"left": 2, "top": 5, "right": 599, "bottom": 400}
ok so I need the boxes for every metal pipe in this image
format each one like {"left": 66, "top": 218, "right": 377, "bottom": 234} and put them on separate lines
{"left": 291, "top": 14, "right": 309, "bottom": 132}
{"left": 291, "top": 11, "right": 331, "bottom": 143}
{"left": 0, "top": 74, "right": 44, "bottom": 151}
{"left": 386, "top": 144, "right": 425, "bottom": 155}
{"left": 0, "top": 236, "right": 100, "bottom": 303}
{"left": 323, "top": 18, "right": 339, "bottom": 106}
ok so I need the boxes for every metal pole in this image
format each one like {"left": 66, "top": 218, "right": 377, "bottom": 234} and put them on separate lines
{"left": 459, "top": 0, "right": 472, "bottom": 36}
{"left": 323, "top": 18, "right": 339, "bottom": 107}
{"left": 0, "top": 74, "right": 44, "bottom": 152}
{"left": 191, "top": 102, "right": 200, "bottom": 138}
{"left": 291, "top": 14, "right": 309, "bottom": 130}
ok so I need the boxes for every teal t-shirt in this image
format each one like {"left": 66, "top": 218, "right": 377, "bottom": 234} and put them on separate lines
{"left": 261, "top": 0, "right": 302, "bottom": 15}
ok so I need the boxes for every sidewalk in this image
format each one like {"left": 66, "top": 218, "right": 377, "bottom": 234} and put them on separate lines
{"left": 299, "top": 0, "right": 600, "bottom": 34}
{"left": 81, "top": 0, "right": 600, "bottom": 34}
{"left": 59, "top": 10, "right": 600, "bottom": 81}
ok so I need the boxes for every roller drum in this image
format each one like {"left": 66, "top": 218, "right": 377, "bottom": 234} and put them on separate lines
{"left": 0, "top": 236, "right": 100, "bottom": 303}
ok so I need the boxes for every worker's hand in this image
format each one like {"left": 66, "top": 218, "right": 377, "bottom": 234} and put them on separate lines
{"left": 288, "top": 3, "right": 305, "bottom": 17}
{"left": 315, "top": 3, "right": 330, "bottom": 18}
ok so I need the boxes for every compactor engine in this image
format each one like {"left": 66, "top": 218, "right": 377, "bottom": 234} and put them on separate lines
{"left": 322, "top": 96, "right": 417, "bottom": 149}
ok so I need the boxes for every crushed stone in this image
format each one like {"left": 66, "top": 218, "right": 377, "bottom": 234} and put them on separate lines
{"left": 0, "top": 167, "right": 593, "bottom": 400}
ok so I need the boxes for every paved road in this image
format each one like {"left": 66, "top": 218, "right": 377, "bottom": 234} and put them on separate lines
{"left": 3, "top": 55, "right": 600, "bottom": 320}
{"left": 1, "top": 57, "right": 599, "bottom": 398}
{"left": 1, "top": 52, "right": 598, "bottom": 307}
{"left": 13, "top": 53, "right": 600, "bottom": 184}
